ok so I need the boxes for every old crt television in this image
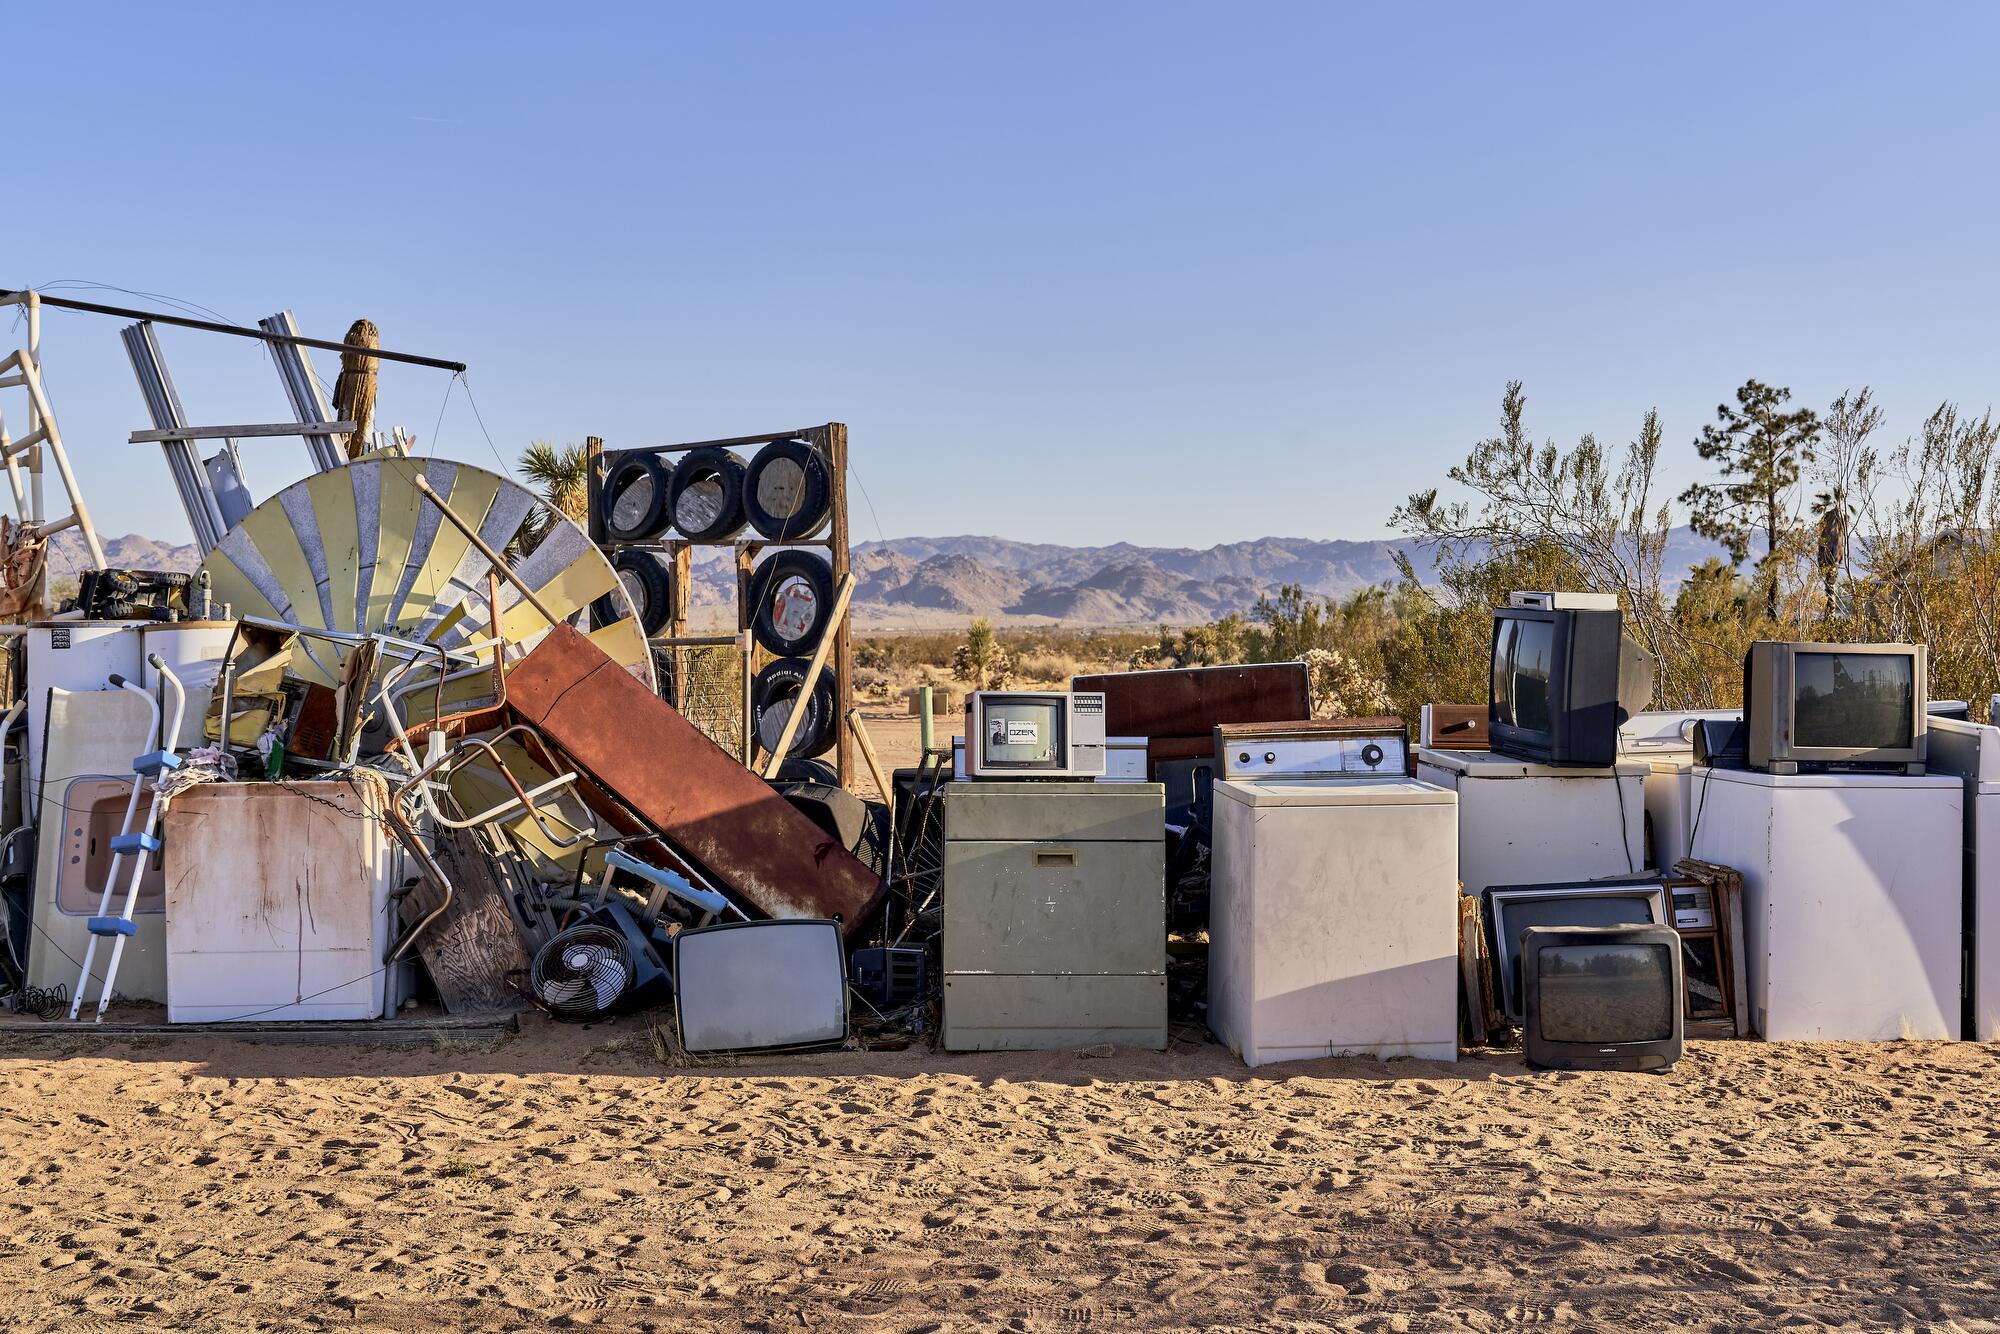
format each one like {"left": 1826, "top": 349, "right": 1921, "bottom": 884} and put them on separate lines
{"left": 962, "top": 691, "right": 1107, "bottom": 779}
{"left": 1521, "top": 924, "right": 1684, "bottom": 1072}
{"left": 1744, "top": 641, "right": 1927, "bottom": 774}
{"left": 1489, "top": 592, "right": 1655, "bottom": 767}
{"left": 1483, "top": 878, "right": 1670, "bottom": 1024}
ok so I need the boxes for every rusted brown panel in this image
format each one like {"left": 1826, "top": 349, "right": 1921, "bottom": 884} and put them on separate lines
{"left": 1071, "top": 663, "right": 1311, "bottom": 739}
{"left": 508, "top": 624, "right": 885, "bottom": 939}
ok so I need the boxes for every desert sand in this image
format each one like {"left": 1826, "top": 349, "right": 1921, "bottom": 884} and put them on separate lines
{"left": 0, "top": 1023, "right": 1997, "bottom": 1331}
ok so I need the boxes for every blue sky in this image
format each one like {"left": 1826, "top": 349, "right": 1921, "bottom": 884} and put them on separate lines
{"left": 8, "top": 4, "right": 2000, "bottom": 548}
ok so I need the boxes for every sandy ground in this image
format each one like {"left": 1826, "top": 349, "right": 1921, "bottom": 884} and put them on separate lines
{"left": 0, "top": 1023, "right": 1996, "bottom": 1332}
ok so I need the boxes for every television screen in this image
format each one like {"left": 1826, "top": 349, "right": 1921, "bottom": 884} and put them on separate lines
{"left": 1494, "top": 891, "right": 1662, "bottom": 1019}
{"left": 1792, "top": 652, "right": 1914, "bottom": 750}
{"left": 1491, "top": 620, "right": 1515, "bottom": 724}
{"left": 980, "top": 697, "right": 1064, "bottom": 767}
{"left": 1535, "top": 941, "right": 1676, "bottom": 1043}
{"left": 1492, "top": 616, "right": 1556, "bottom": 733}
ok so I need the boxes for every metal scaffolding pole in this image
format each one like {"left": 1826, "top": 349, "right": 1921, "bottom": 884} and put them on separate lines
{"left": 259, "top": 310, "right": 345, "bottom": 473}
{"left": 120, "top": 322, "right": 229, "bottom": 553}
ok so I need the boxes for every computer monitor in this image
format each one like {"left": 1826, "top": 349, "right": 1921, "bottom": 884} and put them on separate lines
{"left": 1743, "top": 641, "right": 1928, "bottom": 773}
{"left": 1521, "top": 924, "right": 1684, "bottom": 1072}
{"left": 962, "top": 691, "right": 1108, "bottom": 779}
{"left": 1489, "top": 598, "right": 1654, "bottom": 767}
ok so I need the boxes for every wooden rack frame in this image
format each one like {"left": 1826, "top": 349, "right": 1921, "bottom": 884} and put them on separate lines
{"left": 585, "top": 424, "right": 855, "bottom": 790}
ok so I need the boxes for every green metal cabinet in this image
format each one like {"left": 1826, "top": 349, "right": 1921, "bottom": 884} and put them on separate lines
{"left": 941, "top": 781, "right": 1167, "bottom": 1051}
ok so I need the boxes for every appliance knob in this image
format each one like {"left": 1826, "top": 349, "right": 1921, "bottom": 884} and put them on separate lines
{"left": 1263, "top": 751, "right": 1277, "bottom": 764}
{"left": 1361, "top": 743, "right": 1384, "bottom": 767}
{"left": 1238, "top": 751, "right": 1251, "bottom": 764}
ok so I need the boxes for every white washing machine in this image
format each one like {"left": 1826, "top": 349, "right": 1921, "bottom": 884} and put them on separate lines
{"left": 1210, "top": 726, "right": 1459, "bottom": 1065}
{"left": 1927, "top": 717, "right": 1999, "bottom": 1039}
{"left": 1687, "top": 764, "right": 1962, "bottom": 1040}
{"left": 1619, "top": 710, "right": 1739, "bottom": 872}
{"left": 1416, "top": 746, "right": 1646, "bottom": 895}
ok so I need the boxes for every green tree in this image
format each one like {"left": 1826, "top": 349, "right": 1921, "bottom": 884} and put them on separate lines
{"left": 1811, "top": 387, "right": 1882, "bottom": 612}
{"left": 1677, "top": 379, "right": 1821, "bottom": 619}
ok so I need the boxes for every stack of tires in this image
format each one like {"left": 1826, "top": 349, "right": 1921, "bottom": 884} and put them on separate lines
{"left": 594, "top": 438, "right": 845, "bottom": 767}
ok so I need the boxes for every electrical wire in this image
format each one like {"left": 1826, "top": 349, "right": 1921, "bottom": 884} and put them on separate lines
{"left": 453, "top": 372, "right": 517, "bottom": 478}
{"left": 1614, "top": 766, "right": 1634, "bottom": 873}
{"left": 426, "top": 375, "right": 457, "bottom": 458}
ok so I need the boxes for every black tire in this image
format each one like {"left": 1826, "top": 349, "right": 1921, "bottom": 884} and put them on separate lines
{"left": 667, "top": 447, "right": 748, "bottom": 543}
{"left": 753, "top": 656, "right": 839, "bottom": 760}
{"left": 747, "top": 549, "right": 836, "bottom": 658}
{"left": 590, "top": 549, "right": 674, "bottom": 635}
{"left": 773, "top": 757, "right": 840, "bottom": 785}
{"left": 601, "top": 454, "right": 672, "bottom": 542}
{"left": 744, "top": 438, "right": 832, "bottom": 541}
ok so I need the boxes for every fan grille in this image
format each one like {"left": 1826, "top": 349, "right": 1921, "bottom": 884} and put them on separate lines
{"left": 531, "top": 924, "right": 633, "bottom": 1019}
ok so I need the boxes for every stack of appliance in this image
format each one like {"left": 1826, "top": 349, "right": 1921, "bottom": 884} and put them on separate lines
{"left": 940, "top": 690, "right": 1168, "bottom": 1051}
{"left": 1208, "top": 718, "right": 1460, "bottom": 1065}
{"left": 1689, "top": 640, "right": 1961, "bottom": 1040}
{"left": 1931, "top": 714, "right": 2000, "bottom": 1040}
{"left": 1416, "top": 592, "right": 1654, "bottom": 895}
{"left": 1617, "top": 709, "right": 1740, "bottom": 871}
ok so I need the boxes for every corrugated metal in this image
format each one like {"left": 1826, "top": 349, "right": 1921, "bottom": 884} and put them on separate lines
{"left": 506, "top": 624, "right": 885, "bottom": 939}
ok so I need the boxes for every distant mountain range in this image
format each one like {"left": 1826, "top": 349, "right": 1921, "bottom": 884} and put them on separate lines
{"left": 45, "top": 528, "right": 1738, "bottom": 628}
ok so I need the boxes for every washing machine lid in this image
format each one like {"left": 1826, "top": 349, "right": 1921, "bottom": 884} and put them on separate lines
{"left": 1214, "top": 775, "right": 1456, "bottom": 808}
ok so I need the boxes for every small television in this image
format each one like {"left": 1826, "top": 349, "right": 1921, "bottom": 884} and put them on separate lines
{"left": 1743, "top": 641, "right": 1928, "bottom": 774}
{"left": 962, "top": 691, "right": 1107, "bottom": 779}
{"left": 1489, "top": 592, "right": 1655, "bottom": 767}
{"left": 673, "top": 919, "right": 848, "bottom": 1053}
{"left": 1521, "top": 924, "right": 1684, "bottom": 1072}
{"left": 1483, "top": 878, "right": 1669, "bottom": 1025}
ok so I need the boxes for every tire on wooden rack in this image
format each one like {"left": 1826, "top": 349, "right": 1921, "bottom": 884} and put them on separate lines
{"left": 747, "top": 548, "right": 836, "bottom": 658}
{"left": 666, "top": 447, "right": 749, "bottom": 543}
{"left": 591, "top": 549, "right": 675, "bottom": 636}
{"left": 753, "top": 656, "right": 839, "bottom": 761}
{"left": 601, "top": 453, "right": 673, "bottom": 542}
{"left": 744, "top": 438, "right": 833, "bottom": 541}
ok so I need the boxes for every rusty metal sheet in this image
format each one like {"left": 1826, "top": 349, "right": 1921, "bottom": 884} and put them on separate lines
{"left": 1071, "top": 662, "right": 1311, "bottom": 740}
{"left": 506, "top": 624, "right": 885, "bottom": 939}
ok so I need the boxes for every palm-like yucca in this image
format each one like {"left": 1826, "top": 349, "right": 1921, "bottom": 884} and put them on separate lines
{"left": 516, "top": 440, "right": 590, "bottom": 555}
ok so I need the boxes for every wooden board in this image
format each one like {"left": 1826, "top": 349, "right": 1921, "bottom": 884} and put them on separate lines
{"left": 1425, "top": 703, "right": 1489, "bottom": 751}
{"left": 399, "top": 826, "right": 532, "bottom": 1014}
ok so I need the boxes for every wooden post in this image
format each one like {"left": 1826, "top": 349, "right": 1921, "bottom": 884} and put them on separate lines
{"left": 583, "top": 435, "right": 604, "bottom": 547}
{"left": 846, "top": 707, "right": 890, "bottom": 802}
{"left": 666, "top": 540, "right": 692, "bottom": 710}
{"left": 826, "top": 422, "right": 855, "bottom": 790}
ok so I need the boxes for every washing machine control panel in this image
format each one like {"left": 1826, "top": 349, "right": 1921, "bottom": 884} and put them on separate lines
{"left": 1214, "top": 722, "right": 1410, "bottom": 778}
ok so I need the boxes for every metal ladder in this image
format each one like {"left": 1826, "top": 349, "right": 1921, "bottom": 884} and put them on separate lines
{"left": 69, "top": 656, "right": 186, "bottom": 1022}
{"left": 0, "top": 291, "right": 110, "bottom": 580}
